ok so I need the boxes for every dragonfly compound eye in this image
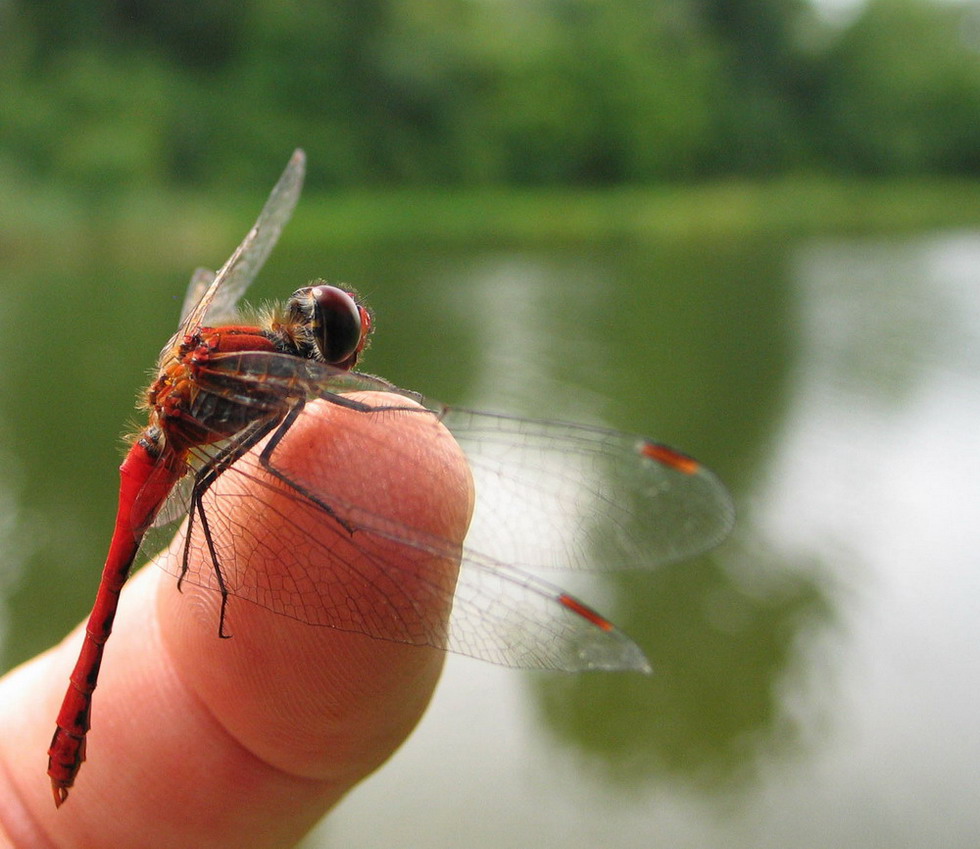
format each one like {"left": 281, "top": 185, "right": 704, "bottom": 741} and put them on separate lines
{"left": 310, "top": 285, "right": 363, "bottom": 364}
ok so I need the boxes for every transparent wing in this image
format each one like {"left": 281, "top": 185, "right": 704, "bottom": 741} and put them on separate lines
{"left": 194, "top": 353, "right": 734, "bottom": 573}
{"left": 439, "top": 408, "right": 733, "bottom": 574}
{"left": 150, "top": 362, "right": 733, "bottom": 671}
{"left": 152, "top": 474, "right": 193, "bottom": 529}
{"left": 160, "top": 469, "right": 652, "bottom": 671}
{"left": 179, "top": 149, "right": 306, "bottom": 336}
{"left": 179, "top": 268, "right": 216, "bottom": 326}
{"left": 446, "top": 557, "right": 651, "bottom": 671}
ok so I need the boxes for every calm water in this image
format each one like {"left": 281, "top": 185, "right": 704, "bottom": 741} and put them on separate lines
{"left": 0, "top": 221, "right": 977, "bottom": 848}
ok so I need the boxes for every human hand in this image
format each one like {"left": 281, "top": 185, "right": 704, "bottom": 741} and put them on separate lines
{"left": 0, "top": 392, "right": 472, "bottom": 848}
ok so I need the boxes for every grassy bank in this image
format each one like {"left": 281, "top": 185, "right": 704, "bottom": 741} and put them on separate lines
{"left": 312, "top": 178, "right": 980, "bottom": 246}
{"left": 4, "top": 176, "right": 980, "bottom": 271}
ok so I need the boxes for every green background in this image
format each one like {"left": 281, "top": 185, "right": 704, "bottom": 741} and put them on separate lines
{"left": 1, "top": 2, "right": 979, "bottom": 847}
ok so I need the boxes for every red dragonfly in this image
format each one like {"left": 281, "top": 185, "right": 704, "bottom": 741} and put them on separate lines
{"left": 47, "top": 149, "right": 734, "bottom": 807}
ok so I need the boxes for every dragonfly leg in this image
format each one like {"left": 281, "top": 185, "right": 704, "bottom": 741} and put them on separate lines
{"left": 257, "top": 397, "right": 388, "bottom": 537}
{"left": 181, "top": 415, "right": 282, "bottom": 637}
{"left": 315, "top": 389, "right": 424, "bottom": 414}
{"left": 258, "top": 393, "right": 435, "bottom": 537}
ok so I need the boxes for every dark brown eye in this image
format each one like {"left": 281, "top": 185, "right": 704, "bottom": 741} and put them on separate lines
{"left": 310, "top": 285, "right": 362, "bottom": 364}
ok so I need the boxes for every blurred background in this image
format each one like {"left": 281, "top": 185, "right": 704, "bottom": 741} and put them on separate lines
{"left": 1, "top": 1, "right": 979, "bottom": 847}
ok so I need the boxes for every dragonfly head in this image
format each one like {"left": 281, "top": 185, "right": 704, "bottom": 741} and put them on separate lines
{"left": 284, "top": 283, "right": 372, "bottom": 370}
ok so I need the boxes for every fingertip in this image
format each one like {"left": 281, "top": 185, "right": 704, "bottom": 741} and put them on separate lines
{"left": 0, "top": 391, "right": 472, "bottom": 849}
{"left": 156, "top": 391, "right": 472, "bottom": 792}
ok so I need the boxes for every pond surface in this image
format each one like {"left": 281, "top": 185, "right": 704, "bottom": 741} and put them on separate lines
{"left": 0, "top": 218, "right": 977, "bottom": 848}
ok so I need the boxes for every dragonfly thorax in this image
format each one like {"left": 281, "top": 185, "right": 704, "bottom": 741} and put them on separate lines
{"left": 145, "top": 326, "right": 286, "bottom": 455}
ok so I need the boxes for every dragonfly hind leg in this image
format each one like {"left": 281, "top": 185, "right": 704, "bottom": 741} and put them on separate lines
{"left": 181, "top": 414, "right": 282, "bottom": 637}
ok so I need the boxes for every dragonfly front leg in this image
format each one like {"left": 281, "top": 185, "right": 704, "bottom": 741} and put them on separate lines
{"left": 256, "top": 394, "right": 428, "bottom": 536}
{"left": 255, "top": 399, "right": 362, "bottom": 537}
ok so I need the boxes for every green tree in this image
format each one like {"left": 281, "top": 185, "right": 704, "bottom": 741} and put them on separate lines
{"left": 3, "top": 0, "right": 980, "bottom": 188}
{"left": 817, "top": 0, "right": 980, "bottom": 174}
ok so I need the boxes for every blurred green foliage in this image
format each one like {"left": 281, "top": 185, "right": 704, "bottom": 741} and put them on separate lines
{"left": 1, "top": 0, "right": 979, "bottom": 192}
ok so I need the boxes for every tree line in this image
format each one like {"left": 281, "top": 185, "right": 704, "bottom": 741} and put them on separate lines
{"left": 2, "top": 0, "right": 979, "bottom": 191}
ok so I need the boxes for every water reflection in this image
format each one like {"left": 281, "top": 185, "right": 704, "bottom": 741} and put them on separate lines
{"left": 0, "top": 431, "right": 29, "bottom": 659}
{"left": 716, "top": 233, "right": 980, "bottom": 847}
{"left": 394, "top": 245, "right": 820, "bottom": 790}
{"left": 444, "top": 253, "right": 609, "bottom": 418}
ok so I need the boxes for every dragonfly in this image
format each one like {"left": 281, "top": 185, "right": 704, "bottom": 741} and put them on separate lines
{"left": 47, "top": 149, "right": 734, "bottom": 807}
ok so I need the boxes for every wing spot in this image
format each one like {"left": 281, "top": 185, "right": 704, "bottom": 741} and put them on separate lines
{"left": 639, "top": 440, "right": 701, "bottom": 475}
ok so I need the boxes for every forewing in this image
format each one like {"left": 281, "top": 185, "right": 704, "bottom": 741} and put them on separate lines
{"left": 439, "top": 408, "right": 735, "bottom": 575}
{"left": 179, "top": 268, "right": 216, "bottom": 326}
{"left": 182, "top": 351, "right": 733, "bottom": 571}
{"left": 179, "top": 149, "right": 306, "bottom": 335}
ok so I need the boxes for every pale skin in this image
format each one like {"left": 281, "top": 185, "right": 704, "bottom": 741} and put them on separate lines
{"left": 0, "top": 393, "right": 473, "bottom": 849}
